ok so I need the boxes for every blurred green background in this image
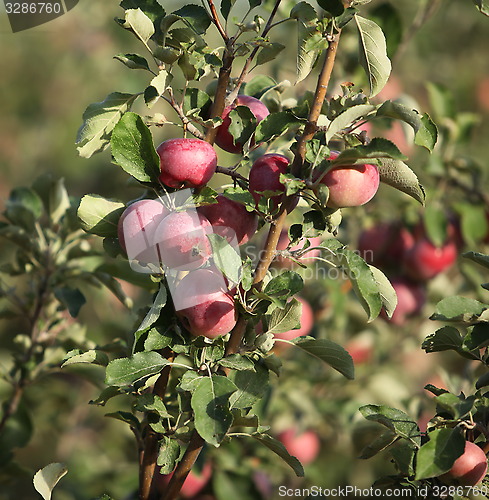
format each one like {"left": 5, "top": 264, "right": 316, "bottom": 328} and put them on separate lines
{"left": 1, "top": 1, "right": 489, "bottom": 499}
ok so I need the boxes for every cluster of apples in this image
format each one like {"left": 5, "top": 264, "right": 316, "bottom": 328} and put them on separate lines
{"left": 117, "top": 95, "right": 383, "bottom": 340}
{"left": 358, "top": 221, "right": 458, "bottom": 325}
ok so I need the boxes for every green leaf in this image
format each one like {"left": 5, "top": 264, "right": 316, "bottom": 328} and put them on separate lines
{"left": 333, "top": 138, "right": 407, "bottom": 165}
{"left": 264, "top": 271, "right": 304, "bottom": 307}
{"left": 325, "top": 104, "right": 376, "bottom": 143}
{"left": 358, "top": 430, "right": 398, "bottom": 459}
{"left": 54, "top": 288, "right": 86, "bottom": 318}
{"left": 359, "top": 405, "right": 420, "bottom": 446}
{"left": 415, "top": 428, "right": 465, "bottom": 480}
{"left": 317, "top": 0, "right": 344, "bottom": 16}
{"left": 144, "top": 327, "right": 173, "bottom": 351}
{"left": 7, "top": 187, "right": 43, "bottom": 220}
{"left": 291, "top": 2, "right": 323, "bottom": 84}
{"left": 134, "top": 394, "right": 171, "bottom": 418}
{"left": 370, "top": 3, "right": 403, "bottom": 58}
{"left": 191, "top": 375, "right": 237, "bottom": 446}
{"left": 355, "top": 15, "right": 391, "bottom": 98}
{"left": 144, "top": 69, "right": 172, "bottom": 108}
{"left": 33, "top": 463, "right": 68, "bottom": 500}
{"left": 457, "top": 204, "right": 488, "bottom": 246}
{"left": 227, "top": 106, "right": 256, "bottom": 150}
{"left": 76, "top": 92, "right": 138, "bottom": 158}
{"left": 105, "top": 351, "right": 170, "bottom": 387}
{"left": 207, "top": 234, "right": 242, "bottom": 284}
{"left": 369, "top": 265, "right": 397, "bottom": 319}
{"left": 136, "top": 286, "right": 168, "bottom": 334}
{"left": 377, "top": 158, "right": 425, "bottom": 205}
{"left": 464, "top": 323, "right": 489, "bottom": 351}
{"left": 464, "top": 251, "right": 489, "bottom": 271}
{"left": 430, "top": 296, "right": 488, "bottom": 323}
{"left": 435, "top": 393, "right": 475, "bottom": 420}
{"left": 229, "top": 364, "right": 269, "bottom": 409}
{"left": 220, "top": 0, "right": 236, "bottom": 19}
{"left": 473, "top": 0, "right": 489, "bottom": 17}
{"left": 377, "top": 101, "right": 438, "bottom": 152}
{"left": 293, "top": 338, "right": 354, "bottom": 380}
{"left": 243, "top": 75, "right": 277, "bottom": 98}
{"left": 183, "top": 88, "right": 212, "bottom": 119}
{"left": 256, "top": 43, "right": 285, "bottom": 66}
{"left": 120, "top": 0, "right": 165, "bottom": 24}
{"left": 172, "top": 4, "right": 211, "bottom": 34}
{"left": 157, "top": 436, "right": 181, "bottom": 474}
{"left": 217, "top": 354, "right": 255, "bottom": 371}
{"left": 123, "top": 8, "right": 155, "bottom": 45}
{"left": 426, "top": 82, "right": 456, "bottom": 119}
{"left": 111, "top": 112, "right": 160, "bottom": 182}
{"left": 337, "top": 249, "right": 382, "bottom": 321}
{"left": 49, "top": 178, "right": 71, "bottom": 224}
{"left": 251, "top": 433, "right": 304, "bottom": 477}
{"left": 424, "top": 205, "right": 448, "bottom": 247}
{"left": 422, "top": 326, "right": 481, "bottom": 361}
{"left": 77, "top": 195, "right": 124, "bottom": 237}
{"left": 267, "top": 298, "right": 302, "bottom": 334}
{"left": 255, "top": 111, "right": 303, "bottom": 143}
{"left": 62, "top": 349, "right": 109, "bottom": 368}
{"left": 390, "top": 440, "right": 416, "bottom": 477}
{"left": 114, "top": 53, "right": 151, "bottom": 71}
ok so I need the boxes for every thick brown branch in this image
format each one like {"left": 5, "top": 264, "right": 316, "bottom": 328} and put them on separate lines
{"left": 160, "top": 432, "right": 205, "bottom": 500}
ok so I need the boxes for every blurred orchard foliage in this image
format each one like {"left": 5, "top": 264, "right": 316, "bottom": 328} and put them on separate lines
{"left": 0, "top": 1, "right": 489, "bottom": 499}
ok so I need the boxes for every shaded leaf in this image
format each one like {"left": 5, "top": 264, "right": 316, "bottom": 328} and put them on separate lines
{"left": 114, "top": 53, "right": 151, "bottom": 71}
{"left": 33, "top": 463, "right": 68, "bottom": 500}
{"left": 267, "top": 298, "right": 302, "bottom": 335}
{"left": 377, "top": 158, "right": 425, "bottom": 205}
{"left": 229, "top": 364, "right": 269, "bottom": 409}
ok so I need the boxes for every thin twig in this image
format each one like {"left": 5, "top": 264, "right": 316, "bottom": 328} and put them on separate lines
{"left": 207, "top": 0, "right": 229, "bottom": 42}
{"left": 162, "top": 93, "right": 205, "bottom": 140}
{"left": 215, "top": 166, "right": 248, "bottom": 182}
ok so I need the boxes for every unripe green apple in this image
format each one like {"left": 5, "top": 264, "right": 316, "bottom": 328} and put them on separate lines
{"left": 157, "top": 138, "right": 217, "bottom": 189}
{"left": 314, "top": 151, "right": 380, "bottom": 208}
{"left": 197, "top": 194, "right": 258, "bottom": 245}
{"left": 173, "top": 268, "right": 237, "bottom": 338}
{"left": 215, "top": 95, "right": 269, "bottom": 154}
{"left": 153, "top": 211, "right": 213, "bottom": 271}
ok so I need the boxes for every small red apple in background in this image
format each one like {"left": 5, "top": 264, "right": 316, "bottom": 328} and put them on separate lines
{"left": 382, "top": 279, "right": 426, "bottom": 325}
{"left": 274, "top": 296, "right": 314, "bottom": 341}
{"left": 477, "top": 76, "right": 489, "bottom": 113}
{"left": 118, "top": 199, "right": 170, "bottom": 263}
{"left": 249, "top": 153, "right": 291, "bottom": 210}
{"left": 197, "top": 194, "right": 258, "bottom": 245}
{"left": 153, "top": 211, "right": 213, "bottom": 271}
{"left": 444, "top": 441, "right": 488, "bottom": 486}
{"left": 273, "top": 229, "right": 322, "bottom": 268}
{"left": 403, "top": 236, "right": 458, "bottom": 282}
{"left": 278, "top": 428, "right": 320, "bottom": 465}
{"left": 156, "top": 462, "right": 212, "bottom": 498}
{"left": 358, "top": 222, "right": 414, "bottom": 269}
{"left": 346, "top": 335, "right": 373, "bottom": 365}
{"left": 314, "top": 151, "right": 380, "bottom": 208}
{"left": 215, "top": 95, "right": 269, "bottom": 154}
{"left": 173, "top": 268, "right": 237, "bottom": 338}
{"left": 157, "top": 138, "right": 217, "bottom": 188}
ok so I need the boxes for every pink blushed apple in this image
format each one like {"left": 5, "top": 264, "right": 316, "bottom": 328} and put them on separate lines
{"left": 153, "top": 211, "right": 213, "bottom": 271}
{"left": 197, "top": 194, "right": 258, "bottom": 245}
{"left": 382, "top": 279, "right": 426, "bottom": 325}
{"left": 215, "top": 95, "right": 269, "bottom": 154}
{"left": 156, "top": 462, "right": 212, "bottom": 498}
{"left": 314, "top": 151, "right": 380, "bottom": 208}
{"left": 157, "top": 138, "right": 217, "bottom": 189}
{"left": 274, "top": 297, "right": 314, "bottom": 341}
{"left": 444, "top": 441, "right": 487, "bottom": 487}
{"left": 278, "top": 428, "right": 320, "bottom": 465}
{"left": 173, "top": 268, "right": 237, "bottom": 338}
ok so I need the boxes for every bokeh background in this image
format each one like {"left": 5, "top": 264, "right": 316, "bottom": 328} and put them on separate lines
{"left": 1, "top": 0, "right": 489, "bottom": 499}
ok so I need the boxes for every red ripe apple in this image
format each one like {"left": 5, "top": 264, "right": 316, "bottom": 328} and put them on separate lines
{"left": 173, "top": 268, "right": 237, "bottom": 338}
{"left": 157, "top": 462, "right": 212, "bottom": 498}
{"left": 345, "top": 335, "right": 373, "bottom": 365}
{"left": 274, "top": 297, "right": 314, "bottom": 341}
{"left": 383, "top": 279, "right": 425, "bottom": 325}
{"left": 273, "top": 230, "right": 322, "bottom": 268}
{"left": 117, "top": 199, "right": 170, "bottom": 263}
{"left": 215, "top": 95, "right": 269, "bottom": 154}
{"left": 445, "top": 441, "right": 488, "bottom": 486}
{"left": 157, "top": 138, "right": 217, "bottom": 188}
{"left": 278, "top": 428, "right": 320, "bottom": 465}
{"left": 314, "top": 151, "right": 380, "bottom": 208}
{"left": 153, "top": 211, "right": 213, "bottom": 271}
{"left": 197, "top": 194, "right": 258, "bottom": 245}
{"left": 403, "top": 237, "right": 458, "bottom": 282}
{"left": 358, "top": 223, "right": 414, "bottom": 269}
{"left": 249, "top": 153, "right": 291, "bottom": 209}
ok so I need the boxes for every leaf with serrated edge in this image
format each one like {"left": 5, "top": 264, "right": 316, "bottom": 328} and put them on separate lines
{"left": 76, "top": 92, "right": 137, "bottom": 158}
{"left": 377, "top": 158, "right": 425, "bottom": 205}
{"left": 124, "top": 9, "right": 155, "bottom": 45}
{"left": 355, "top": 15, "right": 391, "bottom": 98}
{"left": 267, "top": 299, "right": 302, "bottom": 334}
{"left": 77, "top": 195, "right": 125, "bottom": 237}
{"left": 33, "top": 463, "right": 68, "bottom": 500}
